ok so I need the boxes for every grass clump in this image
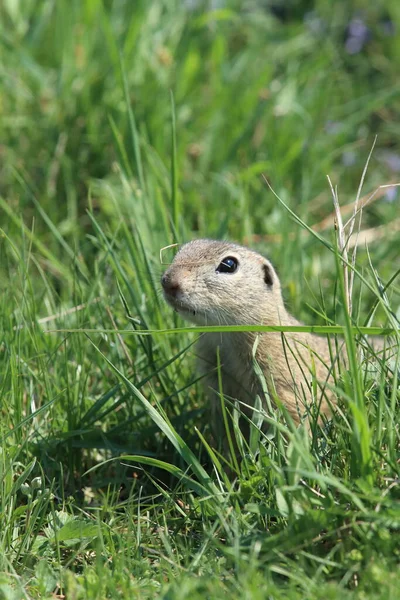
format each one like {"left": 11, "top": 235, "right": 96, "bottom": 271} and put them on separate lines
{"left": 0, "top": 1, "right": 399, "bottom": 598}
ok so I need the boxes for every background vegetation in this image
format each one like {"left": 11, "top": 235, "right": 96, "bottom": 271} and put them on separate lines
{"left": 0, "top": 0, "right": 399, "bottom": 598}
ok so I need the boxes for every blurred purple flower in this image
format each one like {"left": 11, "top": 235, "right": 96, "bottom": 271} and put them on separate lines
{"left": 384, "top": 186, "right": 398, "bottom": 203}
{"left": 379, "top": 151, "right": 400, "bottom": 173}
{"left": 342, "top": 151, "right": 357, "bottom": 167}
{"left": 345, "top": 17, "right": 371, "bottom": 54}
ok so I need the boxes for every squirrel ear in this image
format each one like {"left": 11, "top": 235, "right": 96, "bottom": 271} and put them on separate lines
{"left": 263, "top": 263, "right": 274, "bottom": 287}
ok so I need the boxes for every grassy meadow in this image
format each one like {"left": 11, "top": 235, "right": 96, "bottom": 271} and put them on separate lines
{"left": 1, "top": 1, "right": 400, "bottom": 598}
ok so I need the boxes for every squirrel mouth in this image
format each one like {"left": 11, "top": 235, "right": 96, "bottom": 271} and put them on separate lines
{"left": 171, "top": 300, "right": 204, "bottom": 324}
{"left": 163, "top": 293, "right": 196, "bottom": 318}
{"left": 175, "top": 305, "right": 197, "bottom": 319}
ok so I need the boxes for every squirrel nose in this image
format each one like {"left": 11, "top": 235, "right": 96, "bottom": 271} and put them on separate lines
{"left": 161, "top": 272, "right": 181, "bottom": 297}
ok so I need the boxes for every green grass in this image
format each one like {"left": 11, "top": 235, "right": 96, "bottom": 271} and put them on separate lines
{"left": 1, "top": 1, "right": 400, "bottom": 598}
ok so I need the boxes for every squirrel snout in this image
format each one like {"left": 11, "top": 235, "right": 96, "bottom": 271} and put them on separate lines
{"left": 161, "top": 272, "right": 181, "bottom": 297}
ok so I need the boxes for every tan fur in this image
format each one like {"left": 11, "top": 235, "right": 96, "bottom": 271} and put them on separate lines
{"left": 161, "top": 239, "right": 337, "bottom": 427}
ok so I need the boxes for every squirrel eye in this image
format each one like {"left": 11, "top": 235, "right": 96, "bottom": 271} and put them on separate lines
{"left": 216, "top": 256, "right": 238, "bottom": 274}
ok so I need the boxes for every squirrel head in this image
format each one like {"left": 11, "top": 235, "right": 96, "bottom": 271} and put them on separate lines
{"left": 161, "top": 239, "right": 284, "bottom": 326}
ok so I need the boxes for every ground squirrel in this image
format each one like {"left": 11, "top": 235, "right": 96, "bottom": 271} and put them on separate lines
{"left": 161, "top": 239, "right": 336, "bottom": 429}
